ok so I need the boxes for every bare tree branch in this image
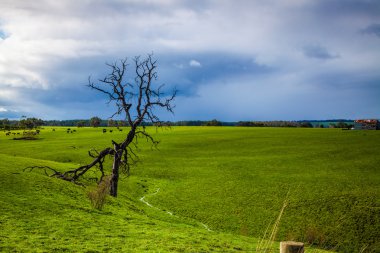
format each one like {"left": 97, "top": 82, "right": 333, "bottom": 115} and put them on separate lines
{"left": 25, "top": 54, "right": 176, "bottom": 197}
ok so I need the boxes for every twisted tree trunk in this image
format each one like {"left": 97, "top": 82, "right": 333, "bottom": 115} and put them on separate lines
{"left": 110, "top": 143, "right": 122, "bottom": 197}
{"left": 109, "top": 127, "right": 136, "bottom": 196}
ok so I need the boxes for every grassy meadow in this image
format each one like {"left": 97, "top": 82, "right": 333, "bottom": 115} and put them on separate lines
{"left": 0, "top": 126, "right": 379, "bottom": 252}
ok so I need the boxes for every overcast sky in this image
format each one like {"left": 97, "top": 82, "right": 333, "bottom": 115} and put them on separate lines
{"left": 0, "top": 0, "right": 379, "bottom": 121}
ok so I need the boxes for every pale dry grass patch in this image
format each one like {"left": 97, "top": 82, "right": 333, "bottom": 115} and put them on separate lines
{"left": 87, "top": 176, "right": 111, "bottom": 210}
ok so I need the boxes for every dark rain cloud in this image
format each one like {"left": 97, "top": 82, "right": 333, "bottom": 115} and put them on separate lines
{"left": 312, "top": 0, "right": 380, "bottom": 18}
{"left": 361, "top": 23, "right": 380, "bottom": 37}
{"left": 302, "top": 45, "right": 339, "bottom": 60}
{"left": 7, "top": 51, "right": 274, "bottom": 120}
{"left": 157, "top": 52, "right": 273, "bottom": 97}
{"left": 37, "top": 52, "right": 273, "bottom": 101}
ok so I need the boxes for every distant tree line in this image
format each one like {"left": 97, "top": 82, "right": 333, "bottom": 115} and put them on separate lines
{"left": 236, "top": 120, "right": 356, "bottom": 128}
{"left": 43, "top": 118, "right": 130, "bottom": 128}
{"left": 1, "top": 117, "right": 354, "bottom": 129}
{"left": 0, "top": 117, "right": 44, "bottom": 130}
{"left": 236, "top": 121, "right": 309, "bottom": 127}
{"left": 327, "top": 122, "right": 354, "bottom": 129}
{"left": 42, "top": 119, "right": 232, "bottom": 127}
{"left": 173, "top": 120, "right": 235, "bottom": 126}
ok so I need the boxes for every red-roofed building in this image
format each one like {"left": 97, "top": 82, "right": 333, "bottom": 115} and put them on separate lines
{"left": 354, "top": 119, "right": 380, "bottom": 130}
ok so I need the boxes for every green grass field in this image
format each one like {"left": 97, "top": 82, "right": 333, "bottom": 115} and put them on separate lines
{"left": 1, "top": 126, "right": 379, "bottom": 252}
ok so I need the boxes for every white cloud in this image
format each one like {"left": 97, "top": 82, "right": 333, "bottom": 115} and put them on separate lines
{"left": 174, "top": 63, "right": 184, "bottom": 69}
{"left": 0, "top": 89, "right": 19, "bottom": 101}
{"left": 189, "top": 60, "right": 201, "bottom": 67}
{"left": 0, "top": 107, "right": 7, "bottom": 112}
{"left": 0, "top": 0, "right": 379, "bottom": 119}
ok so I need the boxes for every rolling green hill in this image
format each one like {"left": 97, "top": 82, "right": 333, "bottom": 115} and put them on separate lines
{"left": 1, "top": 126, "right": 379, "bottom": 252}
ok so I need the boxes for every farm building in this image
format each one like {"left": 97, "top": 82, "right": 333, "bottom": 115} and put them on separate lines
{"left": 354, "top": 119, "right": 380, "bottom": 130}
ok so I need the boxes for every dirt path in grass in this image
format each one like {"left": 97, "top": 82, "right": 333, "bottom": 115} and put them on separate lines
{"left": 139, "top": 188, "right": 212, "bottom": 232}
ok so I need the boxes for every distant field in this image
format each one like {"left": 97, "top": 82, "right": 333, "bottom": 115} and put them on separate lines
{"left": 1, "top": 126, "right": 379, "bottom": 252}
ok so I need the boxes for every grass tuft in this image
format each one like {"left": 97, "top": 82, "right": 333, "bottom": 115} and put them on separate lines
{"left": 87, "top": 176, "right": 111, "bottom": 210}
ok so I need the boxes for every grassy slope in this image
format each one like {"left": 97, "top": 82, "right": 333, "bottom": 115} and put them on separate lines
{"left": 0, "top": 153, "right": 266, "bottom": 252}
{"left": 1, "top": 126, "right": 379, "bottom": 252}
{"left": 132, "top": 127, "right": 380, "bottom": 252}
{"left": 0, "top": 128, "right": 269, "bottom": 252}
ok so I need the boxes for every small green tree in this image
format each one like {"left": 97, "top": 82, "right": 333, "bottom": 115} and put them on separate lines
{"left": 118, "top": 120, "right": 127, "bottom": 127}
{"left": 90, "top": 116, "right": 101, "bottom": 127}
{"left": 108, "top": 119, "right": 116, "bottom": 127}
{"left": 336, "top": 122, "right": 352, "bottom": 129}
{"left": 1, "top": 118, "right": 10, "bottom": 130}
{"left": 299, "top": 122, "right": 313, "bottom": 128}
{"left": 19, "top": 117, "right": 44, "bottom": 129}
{"left": 77, "top": 120, "right": 87, "bottom": 127}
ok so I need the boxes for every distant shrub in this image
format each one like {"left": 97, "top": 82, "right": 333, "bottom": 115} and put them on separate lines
{"left": 299, "top": 122, "right": 313, "bottom": 128}
{"left": 336, "top": 121, "right": 354, "bottom": 129}
{"left": 87, "top": 176, "right": 111, "bottom": 210}
{"left": 13, "top": 130, "right": 39, "bottom": 140}
{"left": 205, "top": 119, "right": 222, "bottom": 126}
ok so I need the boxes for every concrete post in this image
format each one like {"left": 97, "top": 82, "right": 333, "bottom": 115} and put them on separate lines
{"left": 280, "top": 241, "right": 304, "bottom": 253}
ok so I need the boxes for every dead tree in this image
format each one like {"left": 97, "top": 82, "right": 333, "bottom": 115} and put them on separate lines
{"left": 30, "top": 54, "right": 175, "bottom": 197}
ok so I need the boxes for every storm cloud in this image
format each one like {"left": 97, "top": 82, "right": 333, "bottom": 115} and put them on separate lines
{"left": 362, "top": 23, "right": 380, "bottom": 37}
{"left": 0, "top": 0, "right": 379, "bottom": 121}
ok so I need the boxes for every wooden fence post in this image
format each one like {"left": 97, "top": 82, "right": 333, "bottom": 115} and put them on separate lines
{"left": 280, "top": 241, "right": 304, "bottom": 253}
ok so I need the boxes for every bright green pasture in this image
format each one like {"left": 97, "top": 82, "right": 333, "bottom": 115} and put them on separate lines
{"left": 133, "top": 127, "right": 380, "bottom": 252}
{"left": 1, "top": 126, "right": 379, "bottom": 252}
{"left": 0, "top": 154, "right": 267, "bottom": 252}
{"left": 0, "top": 127, "right": 268, "bottom": 252}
